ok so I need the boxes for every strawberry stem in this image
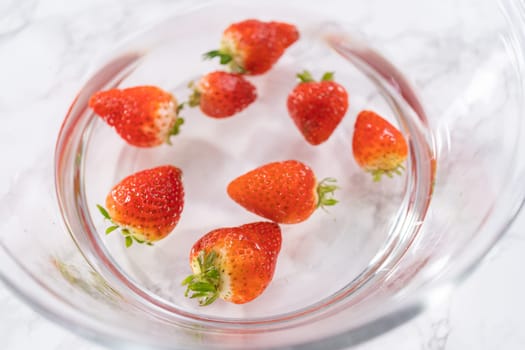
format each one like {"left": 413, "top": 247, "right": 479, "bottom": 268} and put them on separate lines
{"left": 370, "top": 163, "right": 406, "bottom": 182}
{"left": 182, "top": 250, "right": 221, "bottom": 306}
{"left": 316, "top": 178, "right": 339, "bottom": 209}
{"left": 96, "top": 204, "right": 154, "bottom": 248}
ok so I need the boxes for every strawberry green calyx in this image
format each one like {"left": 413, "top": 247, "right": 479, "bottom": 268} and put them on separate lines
{"left": 187, "top": 83, "right": 201, "bottom": 108}
{"left": 182, "top": 251, "right": 221, "bottom": 306}
{"left": 296, "top": 70, "right": 315, "bottom": 83}
{"left": 166, "top": 118, "right": 185, "bottom": 145}
{"left": 369, "top": 164, "right": 405, "bottom": 182}
{"left": 321, "top": 72, "right": 335, "bottom": 81}
{"left": 204, "top": 50, "right": 233, "bottom": 64}
{"left": 315, "top": 178, "right": 339, "bottom": 208}
{"left": 297, "top": 71, "right": 335, "bottom": 83}
{"left": 167, "top": 117, "right": 184, "bottom": 141}
{"left": 96, "top": 204, "right": 154, "bottom": 247}
{"left": 203, "top": 50, "right": 246, "bottom": 74}
{"left": 176, "top": 102, "right": 186, "bottom": 114}
{"left": 165, "top": 103, "right": 185, "bottom": 145}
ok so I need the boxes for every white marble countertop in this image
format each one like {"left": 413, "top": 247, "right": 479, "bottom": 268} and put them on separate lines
{"left": 1, "top": 0, "right": 525, "bottom": 349}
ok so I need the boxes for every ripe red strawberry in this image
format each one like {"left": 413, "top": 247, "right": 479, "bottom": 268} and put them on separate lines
{"left": 287, "top": 71, "right": 349, "bottom": 145}
{"left": 204, "top": 19, "right": 299, "bottom": 75}
{"left": 188, "top": 71, "right": 257, "bottom": 118}
{"left": 227, "top": 160, "right": 338, "bottom": 224}
{"left": 352, "top": 110, "right": 408, "bottom": 181}
{"left": 89, "top": 86, "right": 183, "bottom": 147}
{"left": 97, "top": 165, "right": 184, "bottom": 247}
{"left": 182, "top": 222, "right": 281, "bottom": 305}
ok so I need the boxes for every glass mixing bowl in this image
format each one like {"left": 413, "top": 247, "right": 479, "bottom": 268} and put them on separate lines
{"left": 2, "top": 0, "right": 525, "bottom": 348}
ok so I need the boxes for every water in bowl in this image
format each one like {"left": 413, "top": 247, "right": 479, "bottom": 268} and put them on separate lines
{"left": 78, "top": 7, "right": 434, "bottom": 323}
